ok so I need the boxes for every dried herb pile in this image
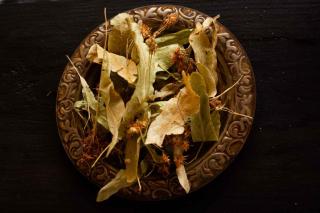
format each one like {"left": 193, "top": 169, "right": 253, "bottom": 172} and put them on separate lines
{"left": 69, "top": 11, "right": 249, "bottom": 202}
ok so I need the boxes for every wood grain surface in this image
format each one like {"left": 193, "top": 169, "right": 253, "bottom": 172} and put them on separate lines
{"left": 0, "top": 0, "right": 319, "bottom": 212}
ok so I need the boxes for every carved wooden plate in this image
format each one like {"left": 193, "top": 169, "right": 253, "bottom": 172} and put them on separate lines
{"left": 56, "top": 5, "right": 255, "bottom": 200}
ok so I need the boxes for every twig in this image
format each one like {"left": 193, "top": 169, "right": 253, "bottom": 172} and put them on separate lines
{"left": 211, "top": 74, "right": 244, "bottom": 100}
{"left": 144, "top": 164, "right": 155, "bottom": 178}
{"left": 186, "top": 142, "right": 204, "bottom": 165}
{"left": 219, "top": 107, "right": 253, "bottom": 119}
{"left": 137, "top": 176, "right": 142, "bottom": 192}
{"left": 91, "top": 144, "right": 110, "bottom": 168}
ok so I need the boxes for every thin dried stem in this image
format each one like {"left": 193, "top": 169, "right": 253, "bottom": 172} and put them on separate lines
{"left": 211, "top": 75, "right": 244, "bottom": 100}
{"left": 103, "top": 7, "right": 108, "bottom": 49}
{"left": 186, "top": 142, "right": 204, "bottom": 165}
{"left": 125, "top": 37, "right": 134, "bottom": 63}
{"left": 144, "top": 164, "right": 155, "bottom": 178}
{"left": 137, "top": 176, "right": 142, "bottom": 192}
{"left": 219, "top": 107, "right": 253, "bottom": 119}
{"left": 91, "top": 8, "right": 109, "bottom": 169}
{"left": 91, "top": 144, "right": 109, "bottom": 168}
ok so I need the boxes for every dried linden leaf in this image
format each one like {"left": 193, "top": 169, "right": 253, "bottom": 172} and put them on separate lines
{"left": 155, "top": 44, "right": 181, "bottom": 71}
{"left": 87, "top": 44, "right": 137, "bottom": 84}
{"left": 96, "top": 169, "right": 132, "bottom": 202}
{"left": 68, "top": 55, "right": 110, "bottom": 132}
{"left": 107, "top": 13, "right": 133, "bottom": 56}
{"left": 120, "top": 18, "right": 152, "bottom": 126}
{"left": 98, "top": 46, "right": 125, "bottom": 157}
{"left": 145, "top": 72, "right": 200, "bottom": 147}
{"left": 210, "top": 110, "right": 220, "bottom": 141}
{"left": 176, "top": 164, "right": 190, "bottom": 193}
{"left": 96, "top": 138, "right": 141, "bottom": 203}
{"left": 190, "top": 72, "right": 218, "bottom": 142}
{"left": 104, "top": 83, "right": 126, "bottom": 157}
{"left": 189, "top": 17, "right": 219, "bottom": 97}
{"left": 75, "top": 68, "right": 98, "bottom": 110}
{"left": 74, "top": 100, "right": 109, "bottom": 130}
{"left": 173, "top": 145, "right": 190, "bottom": 193}
{"left": 155, "top": 28, "right": 193, "bottom": 47}
{"left": 196, "top": 62, "right": 217, "bottom": 98}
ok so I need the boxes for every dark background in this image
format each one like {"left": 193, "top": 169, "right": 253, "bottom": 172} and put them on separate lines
{"left": 1, "top": 0, "right": 320, "bottom": 212}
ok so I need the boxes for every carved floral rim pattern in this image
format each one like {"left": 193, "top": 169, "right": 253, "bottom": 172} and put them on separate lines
{"left": 56, "top": 5, "right": 256, "bottom": 200}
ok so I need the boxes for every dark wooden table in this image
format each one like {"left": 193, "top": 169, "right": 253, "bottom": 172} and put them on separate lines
{"left": 1, "top": 0, "right": 319, "bottom": 212}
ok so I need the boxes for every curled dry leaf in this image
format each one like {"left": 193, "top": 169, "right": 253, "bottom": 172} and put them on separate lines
{"left": 145, "top": 72, "right": 200, "bottom": 147}
{"left": 69, "top": 57, "right": 109, "bottom": 131}
{"left": 103, "top": 82, "right": 126, "bottom": 157}
{"left": 120, "top": 18, "right": 154, "bottom": 126}
{"left": 96, "top": 169, "right": 132, "bottom": 202}
{"left": 155, "top": 28, "right": 193, "bottom": 47}
{"left": 87, "top": 44, "right": 137, "bottom": 84}
{"left": 190, "top": 72, "right": 220, "bottom": 142}
{"left": 75, "top": 66, "right": 98, "bottom": 111}
{"left": 189, "top": 17, "right": 219, "bottom": 97}
{"left": 107, "top": 13, "right": 133, "bottom": 56}
{"left": 153, "top": 83, "right": 181, "bottom": 100}
{"left": 173, "top": 143, "right": 190, "bottom": 193}
{"left": 97, "top": 43, "right": 125, "bottom": 157}
{"left": 74, "top": 100, "right": 109, "bottom": 130}
{"left": 176, "top": 164, "right": 190, "bottom": 193}
{"left": 196, "top": 62, "right": 217, "bottom": 97}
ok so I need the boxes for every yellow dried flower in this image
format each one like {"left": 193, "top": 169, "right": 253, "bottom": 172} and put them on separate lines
{"left": 162, "top": 153, "right": 170, "bottom": 164}
{"left": 127, "top": 118, "right": 148, "bottom": 136}
{"left": 174, "top": 155, "right": 185, "bottom": 167}
{"left": 145, "top": 36, "right": 158, "bottom": 53}
{"left": 209, "top": 99, "right": 222, "bottom": 109}
{"left": 181, "top": 140, "right": 190, "bottom": 151}
{"left": 153, "top": 13, "right": 178, "bottom": 38}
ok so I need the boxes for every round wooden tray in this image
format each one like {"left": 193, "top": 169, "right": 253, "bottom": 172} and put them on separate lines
{"left": 56, "top": 5, "right": 256, "bottom": 200}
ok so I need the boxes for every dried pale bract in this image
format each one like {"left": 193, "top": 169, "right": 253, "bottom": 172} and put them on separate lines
{"left": 155, "top": 28, "right": 193, "bottom": 47}
{"left": 107, "top": 13, "right": 133, "bottom": 56}
{"left": 176, "top": 164, "right": 190, "bottom": 193}
{"left": 173, "top": 141, "right": 190, "bottom": 193}
{"left": 190, "top": 72, "right": 220, "bottom": 142}
{"left": 96, "top": 169, "right": 132, "bottom": 202}
{"left": 74, "top": 100, "right": 109, "bottom": 131}
{"left": 189, "top": 16, "right": 219, "bottom": 97}
{"left": 145, "top": 72, "right": 200, "bottom": 147}
{"left": 103, "top": 81, "right": 126, "bottom": 157}
{"left": 73, "top": 63, "right": 98, "bottom": 112}
{"left": 86, "top": 44, "right": 137, "bottom": 84}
